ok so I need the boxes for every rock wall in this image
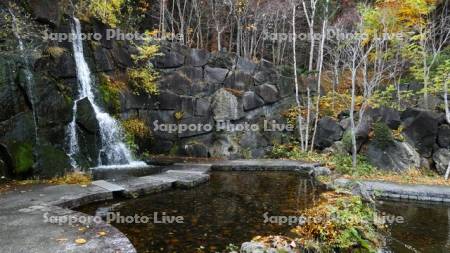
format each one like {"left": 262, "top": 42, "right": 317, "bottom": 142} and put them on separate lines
{"left": 0, "top": 1, "right": 298, "bottom": 178}
{"left": 120, "top": 43, "right": 297, "bottom": 159}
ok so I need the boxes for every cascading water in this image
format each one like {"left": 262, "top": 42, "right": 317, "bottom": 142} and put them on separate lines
{"left": 67, "top": 17, "right": 144, "bottom": 168}
{"left": 9, "top": 10, "right": 39, "bottom": 144}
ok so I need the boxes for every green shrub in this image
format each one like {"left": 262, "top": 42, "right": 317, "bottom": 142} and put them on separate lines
{"left": 372, "top": 122, "right": 394, "bottom": 148}
{"left": 332, "top": 154, "right": 375, "bottom": 177}
{"left": 342, "top": 130, "right": 353, "bottom": 151}
{"left": 77, "top": 0, "right": 125, "bottom": 27}
{"left": 127, "top": 67, "right": 159, "bottom": 95}
{"left": 121, "top": 118, "right": 151, "bottom": 153}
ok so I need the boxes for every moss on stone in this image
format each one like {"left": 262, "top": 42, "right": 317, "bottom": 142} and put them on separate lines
{"left": 98, "top": 73, "right": 122, "bottom": 114}
{"left": 35, "top": 145, "right": 70, "bottom": 178}
{"left": 11, "top": 142, "right": 33, "bottom": 174}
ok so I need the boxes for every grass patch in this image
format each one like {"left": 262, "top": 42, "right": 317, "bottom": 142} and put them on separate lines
{"left": 292, "top": 192, "right": 383, "bottom": 252}
{"left": 252, "top": 192, "right": 383, "bottom": 252}
{"left": 269, "top": 143, "right": 375, "bottom": 177}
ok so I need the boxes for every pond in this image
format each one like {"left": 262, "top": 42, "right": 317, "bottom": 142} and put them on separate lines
{"left": 79, "top": 171, "right": 322, "bottom": 252}
{"left": 378, "top": 200, "right": 450, "bottom": 253}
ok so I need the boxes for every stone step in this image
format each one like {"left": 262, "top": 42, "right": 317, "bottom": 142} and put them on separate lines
{"left": 168, "top": 163, "right": 212, "bottom": 173}
{"left": 91, "top": 164, "right": 163, "bottom": 180}
{"left": 92, "top": 180, "right": 125, "bottom": 192}
{"left": 149, "top": 171, "right": 210, "bottom": 188}
{"left": 114, "top": 177, "right": 174, "bottom": 198}
{"left": 211, "top": 159, "right": 317, "bottom": 174}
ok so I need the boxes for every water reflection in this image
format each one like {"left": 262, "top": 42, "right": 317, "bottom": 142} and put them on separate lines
{"left": 79, "top": 172, "right": 322, "bottom": 252}
{"left": 378, "top": 200, "right": 450, "bottom": 253}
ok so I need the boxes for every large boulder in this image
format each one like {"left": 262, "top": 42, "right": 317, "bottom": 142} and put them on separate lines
{"left": 0, "top": 113, "right": 36, "bottom": 175}
{"left": 438, "top": 124, "right": 450, "bottom": 149}
{"left": 315, "top": 117, "right": 344, "bottom": 149}
{"left": 153, "top": 51, "right": 185, "bottom": 68}
{"left": 255, "top": 83, "right": 280, "bottom": 104}
{"left": 366, "top": 107, "right": 401, "bottom": 129}
{"left": 179, "top": 66, "right": 203, "bottom": 82}
{"left": 121, "top": 90, "right": 157, "bottom": 111}
{"left": 207, "top": 51, "right": 236, "bottom": 69}
{"left": 367, "top": 140, "right": 421, "bottom": 171}
{"left": 204, "top": 66, "right": 228, "bottom": 83}
{"left": 236, "top": 57, "right": 257, "bottom": 75}
{"left": 34, "top": 145, "right": 70, "bottom": 178}
{"left": 29, "top": 0, "right": 61, "bottom": 27}
{"left": 243, "top": 91, "right": 265, "bottom": 111}
{"left": 278, "top": 76, "right": 296, "bottom": 98}
{"left": 159, "top": 72, "right": 192, "bottom": 95}
{"left": 35, "top": 51, "right": 77, "bottom": 79}
{"left": 111, "top": 42, "right": 134, "bottom": 68}
{"left": 211, "top": 89, "right": 243, "bottom": 121}
{"left": 401, "top": 108, "right": 441, "bottom": 157}
{"left": 0, "top": 59, "right": 29, "bottom": 122}
{"left": 92, "top": 44, "right": 115, "bottom": 72}
{"left": 195, "top": 98, "right": 211, "bottom": 116}
{"left": 186, "top": 48, "right": 210, "bottom": 67}
{"left": 224, "top": 71, "right": 254, "bottom": 90}
{"left": 433, "top": 149, "right": 450, "bottom": 175}
{"left": 182, "top": 143, "right": 209, "bottom": 158}
{"left": 35, "top": 77, "right": 73, "bottom": 128}
{"left": 155, "top": 90, "right": 181, "bottom": 110}
{"left": 76, "top": 98, "right": 99, "bottom": 134}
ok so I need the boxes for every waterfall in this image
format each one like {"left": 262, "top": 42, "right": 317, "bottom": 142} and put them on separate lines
{"left": 9, "top": 10, "right": 39, "bottom": 144}
{"left": 67, "top": 17, "right": 143, "bottom": 168}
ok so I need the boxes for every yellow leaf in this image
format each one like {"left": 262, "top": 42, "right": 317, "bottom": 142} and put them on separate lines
{"left": 75, "top": 238, "right": 87, "bottom": 245}
{"left": 98, "top": 231, "right": 107, "bottom": 236}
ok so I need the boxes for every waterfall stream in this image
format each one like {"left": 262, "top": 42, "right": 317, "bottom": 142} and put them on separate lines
{"left": 9, "top": 10, "right": 39, "bottom": 144}
{"left": 67, "top": 17, "right": 143, "bottom": 168}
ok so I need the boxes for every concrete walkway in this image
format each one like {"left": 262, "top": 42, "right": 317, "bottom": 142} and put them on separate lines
{"left": 0, "top": 159, "right": 321, "bottom": 253}
{"left": 335, "top": 178, "right": 450, "bottom": 203}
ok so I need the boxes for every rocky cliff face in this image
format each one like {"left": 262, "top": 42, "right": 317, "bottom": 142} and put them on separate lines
{"left": 0, "top": 1, "right": 143, "bottom": 178}
{"left": 0, "top": 1, "right": 298, "bottom": 178}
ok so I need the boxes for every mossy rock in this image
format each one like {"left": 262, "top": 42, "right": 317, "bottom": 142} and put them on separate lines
{"left": 35, "top": 145, "right": 70, "bottom": 178}
{"left": 10, "top": 142, "right": 34, "bottom": 175}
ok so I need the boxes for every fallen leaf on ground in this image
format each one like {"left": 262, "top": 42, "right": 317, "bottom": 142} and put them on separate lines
{"left": 98, "top": 231, "right": 107, "bottom": 236}
{"left": 75, "top": 238, "right": 87, "bottom": 245}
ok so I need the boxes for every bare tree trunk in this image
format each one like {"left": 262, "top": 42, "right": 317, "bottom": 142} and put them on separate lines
{"left": 350, "top": 67, "right": 358, "bottom": 168}
{"left": 291, "top": 1, "right": 305, "bottom": 151}
{"left": 311, "top": 0, "right": 328, "bottom": 151}
{"left": 445, "top": 77, "right": 450, "bottom": 180}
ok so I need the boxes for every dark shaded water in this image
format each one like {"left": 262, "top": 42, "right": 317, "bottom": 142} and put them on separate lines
{"left": 79, "top": 172, "right": 321, "bottom": 252}
{"left": 378, "top": 200, "right": 450, "bottom": 253}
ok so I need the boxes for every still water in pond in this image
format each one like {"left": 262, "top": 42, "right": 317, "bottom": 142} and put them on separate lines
{"left": 378, "top": 200, "right": 450, "bottom": 253}
{"left": 79, "top": 172, "right": 321, "bottom": 252}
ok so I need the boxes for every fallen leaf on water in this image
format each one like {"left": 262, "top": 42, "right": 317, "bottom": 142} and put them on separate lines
{"left": 75, "top": 238, "right": 87, "bottom": 245}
